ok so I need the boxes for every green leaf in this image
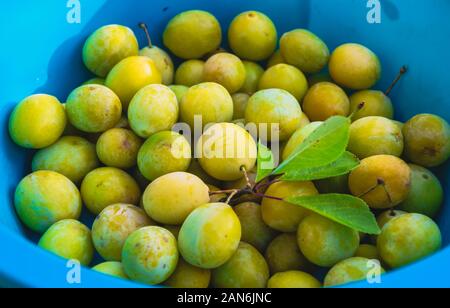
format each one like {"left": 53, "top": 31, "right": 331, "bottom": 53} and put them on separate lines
{"left": 256, "top": 141, "right": 275, "bottom": 183}
{"left": 272, "top": 116, "right": 351, "bottom": 175}
{"left": 281, "top": 152, "right": 360, "bottom": 181}
{"left": 285, "top": 194, "right": 381, "bottom": 235}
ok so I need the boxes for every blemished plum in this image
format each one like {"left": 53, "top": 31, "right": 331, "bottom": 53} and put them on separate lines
{"left": 105, "top": 56, "right": 162, "bottom": 110}
{"left": 348, "top": 116, "right": 404, "bottom": 159}
{"left": 245, "top": 89, "right": 303, "bottom": 142}
{"left": 203, "top": 53, "right": 246, "bottom": 94}
{"left": 137, "top": 131, "right": 191, "bottom": 181}
{"left": 9, "top": 94, "right": 66, "bottom": 149}
{"left": 232, "top": 93, "right": 250, "bottom": 120}
{"left": 265, "top": 233, "right": 312, "bottom": 274}
{"left": 211, "top": 242, "right": 270, "bottom": 288}
{"left": 174, "top": 60, "right": 205, "bottom": 86}
{"left": 377, "top": 213, "right": 442, "bottom": 268}
{"left": 92, "top": 262, "right": 128, "bottom": 279}
{"left": 302, "top": 82, "right": 350, "bottom": 121}
{"left": 143, "top": 172, "right": 210, "bottom": 225}
{"left": 403, "top": 114, "right": 450, "bottom": 167}
{"left": 163, "top": 10, "right": 221, "bottom": 59}
{"left": 297, "top": 214, "right": 359, "bottom": 267}
{"left": 258, "top": 64, "right": 309, "bottom": 102}
{"left": 165, "top": 258, "right": 211, "bottom": 288}
{"left": 349, "top": 90, "right": 394, "bottom": 121}
{"left": 122, "top": 226, "right": 179, "bottom": 285}
{"left": 228, "top": 11, "right": 277, "bottom": 61}
{"left": 197, "top": 123, "right": 257, "bottom": 181}
{"left": 234, "top": 202, "right": 278, "bottom": 252}
{"left": 240, "top": 61, "right": 264, "bottom": 94}
{"left": 280, "top": 29, "right": 329, "bottom": 74}
{"left": 268, "top": 271, "right": 321, "bottom": 288}
{"left": 329, "top": 43, "right": 381, "bottom": 90}
{"left": 282, "top": 122, "right": 323, "bottom": 161}
{"left": 38, "top": 219, "right": 94, "bottom": 266}
{"left": 180, "top": 82, "right": 233, "bottom": 128}
{"left": 128, "top": 84, "right": 179, "bottom": 138}
{"left": 262, "top": 181, "right": 318, "bottom": 232}
{"left": 82, "top": 25, "right": 139, "bottom": 77}
{"left": 398, "top": 164, "right": 443, "bottom": 218}
{"left": 92, "top": 204, "right": 152, "bottom": 261}
{"left": 32, "top": 136, "right": 99, "bottom": 183}
{"left": 81, "top": 167, "right": 141, "bottom": 215}
{"left": 96, "top": 128, "right": 143, "bottom": 169}
{"left": 14, "top": 171, "right": 82, "bottom": 233}
{"left": 324, "top": 257, "right": 385, "bottom": 287}
{"left": 178, "top": 203, "right": 241, "bottom": 269}
{"left": 349, "top": 155, "right": 411, "bottom": 209}
{"left": 66, "top": 85, "right": 122, "bottom": 133}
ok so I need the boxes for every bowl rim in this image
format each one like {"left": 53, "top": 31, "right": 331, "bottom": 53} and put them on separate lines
{"left": 0, "top": 221, "right": 448, "bottom": 288}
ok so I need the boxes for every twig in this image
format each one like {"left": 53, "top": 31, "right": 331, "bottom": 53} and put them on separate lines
{"left": 385, "top": 66, "right": 408, "bottom": 96}
{"left": 240, "top": 166, "right": 253, "bottom": 189}
{"left": 226, "top": 190, "right": 239, "bottom": 204}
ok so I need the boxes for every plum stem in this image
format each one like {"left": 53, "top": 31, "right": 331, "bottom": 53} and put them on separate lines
{"left": 385, "top": 66, "right": 408, "bottom": 96}
{"left": 240, "top": 166, "right": 253, "bottom": 189}
{"left": 225, "top": 190, "right": 239, "bottom": 204}
{"left": 348, "top": 101, "right": 366, "bottom": 120}
{"left": 138, "top": 22, "right": 153, "bottom": 48}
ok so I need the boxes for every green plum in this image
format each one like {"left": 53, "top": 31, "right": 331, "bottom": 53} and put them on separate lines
{"left": 302, "top": 82, "right": 350, "bottom": 121}
{"left": 348, "top": 116, "right": 404, "bottom": 159}
{"left": 92, "top": 262, "right": 128, "bottom": 279}
{"left": 234, "top": 202, "right": 278, "bottom": 252}
{"left": 280, "top": 29, "right": 329, "bottom": 74}
{"left": 329, "top": 43, "right": 381, "bottom": 90}
{"left": 169, "top": 85, "right": 189, "bottom": 104}
{"left": 165, "top": 258, "right": 211, "bottom": 288}
{"left": 122, "top": 226, "right": 179, "bottom": 285}
{"left": 349, "top": 155, "right": 411, "bottom": 209}
{"left": 403, "top": 114, "right": 450, "bottom": 167}
{"left": 9, "top": 94, "right": 66, "bottom": 149}
{"left": 139, "top": 23, "right": 174, "bottom": 85}
{"left": 211, "top": 242, "right": 269, "bottom": 288}
{"left": 14, "top": 171, "right": 82, "bottom": 233}
{"left": 228, "top": 11, "right": 277, "bottom": 61}
{"left": 143, "top": 172, "right": 209, "bottom": 225}
{"left": 92, "top": 203, "right": 152, "bottom": 261}
{"left": 82, "top": 24, "right": 139, "bottom": 77}
{"left": 240, "top": 61, "right": 264, "bottom": 94}
{"left": 377, "top": 213, "right": 442, "bottom": 268}
{"left": 324, "top": 257, "right": 385, "bottom": 287}
{"left": 81, "top": 167, "right": 141, "bottom": 215}
{"left": 398, "top": 164, "right": 443, "bottom": 218}
{"left": 137, "top": 131, "right": 191, "bottom": 181}
{"left": 297, "top": 214, "right": 359, "bottom": 267}
{"left": 265, "top": 233, "right": 312, "bottom": 274}
{"left": 105, "top": 56, "right": 162, "bottom": 110}
{"left": 232, "top": 93, "right": 250, "bottom": 120}
{"left": 39, "top": 219, "right": 94, "bottom": 266}
{"left": 245, "top": 89, "right": 303, "bottom": 142}
{"left": 349, "top": 90, "right": 394, "bottom": 121}
{"left": 268, "top": 271, "right": 321, "bottom": 288}
{"left": 96, "top": 128, "right": 143, "bottom": 169}
{"left": 204, "top": 53, "right": 246, "bottom": 94}
{"left": 128, "top": 84, "right": 179, "bottom": 138}
{"left": 196, "top": 123, "right": 257, "bottom": 181}
{"left": 32, "top": 136, "right": 99, "bottom": 183}
{"left": 163, "top": 10, "right": 221, "bottom": 59}
{"left": 178, "top": 203, "right": 241, "bottom": 269}
{"left": 355, "top": 244, "right": 379, "bottom": 260}
{"left": 180, "top": 82, "right": 233, "bottom": 128}
{"left": 174, "top": 60, "right": 205, "bottom": 86}
{"left": 258, "top": 64, "right": 309, "bottom": 102}
{"left": 66, "top": 85, "right": 122, "bottom": 133}
{"left": 261, "top": 181, "right": 318, "bottom": 232}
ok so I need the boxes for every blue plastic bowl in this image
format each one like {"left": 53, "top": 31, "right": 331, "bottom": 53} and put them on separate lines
{"left": 1, "top": 0, "right": 449, "bottom": 287}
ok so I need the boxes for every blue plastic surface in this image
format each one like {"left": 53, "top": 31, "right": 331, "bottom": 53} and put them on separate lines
{"left": 0, "top": 0, "right": 449, "bottom": 287}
